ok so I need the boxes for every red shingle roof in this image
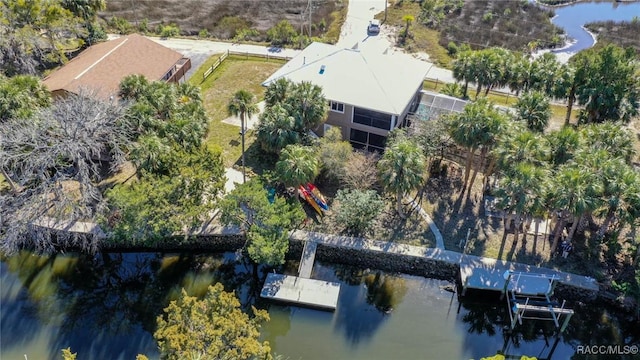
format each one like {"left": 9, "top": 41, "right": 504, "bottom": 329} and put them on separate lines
{"left": 43, "top": 34, "right": 185, "bottom": 99}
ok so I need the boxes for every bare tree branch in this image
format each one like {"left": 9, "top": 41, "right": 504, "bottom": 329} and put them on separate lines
{"left": 0, "top": 90, "right": 130, "bottom": 253}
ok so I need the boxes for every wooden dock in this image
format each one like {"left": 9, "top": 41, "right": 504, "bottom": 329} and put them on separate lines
{"left": 298, "top": 241, "right": 317, "bottom": 278}
{"left": 260, "top": 273, "right": 340, "bottom": 310}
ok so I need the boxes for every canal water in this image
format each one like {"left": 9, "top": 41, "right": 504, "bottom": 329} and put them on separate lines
{"left": 1, "top": 252, "right": 638, "bottom": 360}
{"left": 544, "top": 1, "right": 640, "bottom": 55}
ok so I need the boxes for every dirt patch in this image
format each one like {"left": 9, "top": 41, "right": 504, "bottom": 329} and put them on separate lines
{"left": 101, "top": 0, "right": 342, "bottom": 36}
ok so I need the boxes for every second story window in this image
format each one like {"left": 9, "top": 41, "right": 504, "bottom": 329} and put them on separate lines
{"left": 330, "top": 101, "right": 344, "bottom": 113}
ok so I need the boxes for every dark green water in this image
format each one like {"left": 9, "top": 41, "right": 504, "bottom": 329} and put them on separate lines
{"left": 1, "top": 252, "right": 638, "bottom": 360}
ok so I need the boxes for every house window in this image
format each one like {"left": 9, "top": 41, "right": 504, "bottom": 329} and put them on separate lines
{"left": 352, "top": 107, "right": 392, "bottom": 130}
{"left": 350, "top": 129, "right": 386, "bottom": 152}
{"left": 330, "top": 101, "right": 344, "bottom": 113}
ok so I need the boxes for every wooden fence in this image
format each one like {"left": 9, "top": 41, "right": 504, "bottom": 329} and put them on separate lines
{"left": 203, "top": 50, "right": 229, "bottom": 81}
{"left": 202, "top": 49, "right": 292, "bottom": 81}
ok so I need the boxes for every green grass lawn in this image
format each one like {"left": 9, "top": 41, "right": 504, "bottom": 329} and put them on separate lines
{"left": 189, "top": 55, "right": 285, "bottom": 168}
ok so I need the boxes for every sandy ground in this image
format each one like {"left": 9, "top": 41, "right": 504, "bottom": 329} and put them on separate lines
{"left": 224, "top": 167, "right": 244, "bottom": 194}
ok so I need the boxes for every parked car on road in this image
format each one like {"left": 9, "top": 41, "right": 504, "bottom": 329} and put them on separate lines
{"left": 368, "top": 19, "right": 380, "bottom": 34}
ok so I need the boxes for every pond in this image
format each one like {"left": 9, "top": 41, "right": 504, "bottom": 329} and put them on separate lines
{"left": 1, "top": 251, "right": 638, "bottom": 360}
{"left": 543, "top": 1, "right": 640, "bottom": 55}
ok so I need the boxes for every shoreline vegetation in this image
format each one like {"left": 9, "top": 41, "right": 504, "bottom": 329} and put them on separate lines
{"left": 536, "top": 0, "right": 640, "bottom": 7}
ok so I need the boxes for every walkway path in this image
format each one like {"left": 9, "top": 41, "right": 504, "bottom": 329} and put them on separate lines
{"left": 289, "top": 230, "right": 599, "bottom": 291}
{"left": 298, "top": 240, "right": 318, "bottom": 278}
{"left": 407, "top": 197, "right": 444, "bottom": 249}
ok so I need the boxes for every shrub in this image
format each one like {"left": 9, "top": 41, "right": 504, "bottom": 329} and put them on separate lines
{"left": 214, "top": 16, "right": 250, "bottom": 39}
{"left": 85, "top": 21, "right": 106, "bottom": 45}
{"left": 139, "top": 18, "right": 149, "bottom": 34}
{"left": 341, "top": 151, "right": 379, "bottom": 190}
{"left": 198, "top": 29, "right": 210, "bottom": 38}
{"left": 267, "top": 20, "right": 297, "bottom": 46}
{"left": 482, "top": 12, "right": 493, "bottom": 23}
{"left": 441, "top": 83, "right": 464, "bottom": 98}
{"left": 233, "top": 28, "right": 261, "bottom": 42}
{"left": 160, "top": 24, "right": 180, "bottom": 38}
{"left": 334, "top": 189, "right": 385, "bottom": 235}
{"left": 447, "top": 41, "right": 458, "bottom": 56}
{"left": 109, "top": 16, "right": 134, "bottom": 34}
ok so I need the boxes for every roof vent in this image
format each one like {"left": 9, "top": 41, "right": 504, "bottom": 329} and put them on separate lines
{"left": 319, "top": 65, "right": 326, "bottom": 74}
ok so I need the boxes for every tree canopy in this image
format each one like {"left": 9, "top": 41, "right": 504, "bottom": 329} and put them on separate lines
{"left": 0, "top": 74, "right": 51, "bottom": 121}
{"left": 378, "top": 130, "right": 426, "bottom": 218}
{"left": 0, "top": 91, "right": 129, "bottom": 253}
{"left": 0, "top": 0, "right": 106, "bottom": 75}
{"left": 257, "top": 79, "right": 327, "bottom": 155}
{"left": 154, "top": 283, "right": 272, "bottom": 360}
{"left": 275, "top": 144, "right": 320, "bottom": 188}
{"left": 219, "top": 179, "right": 305, "bottom": 267}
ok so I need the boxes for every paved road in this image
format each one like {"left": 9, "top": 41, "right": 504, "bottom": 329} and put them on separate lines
{"left": 124, "top": 1, "right": 458, "bottom": 84}
{"left": 144, "top": 36, "right": 302, "bottom": 81}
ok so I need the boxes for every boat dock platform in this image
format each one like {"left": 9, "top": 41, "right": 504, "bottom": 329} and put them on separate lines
{"left": 459, "top": 255, "right": 574, "bottom": 334}
{"left": 460, "top": 256, "right": 557, "bottom": 296}
{"left": 260, "top": 273, "right": 340, "bottom": 310}
{"left": 261, "top": 240, "right": 341, "bottom": 310}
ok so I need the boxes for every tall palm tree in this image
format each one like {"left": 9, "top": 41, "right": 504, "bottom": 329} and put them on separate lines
{"left": 495, "top": 163, "right": 548, "bottom": 245}
{"left": 275, "top": 144, "right": 319, "bottom": 188}
{"left": 452, "top": 50, "right": 474, "bottom": 99}
{"left": 545, "top": 126, "right": 581, "bottom": 166}
{"left": 119, "top": 74, "right": 149, "bottom": 100}
{"left": 581, "top": 122, "right": 636, "bottom": 163}
{"left": 264, "top": 78, "right": 292, "bottom": 108}
{"left": 286, "top": 81, "right": 327, "bottom": 132}
{"left": 595, "top": 160, "right": 640, "bottom": 240}
{"left": 228, "top": 90, "right": 258, "bottom": 183}
{"left": 515, "top": 91, "right": 551, "bottom": 133}
{"left": 548, "top": 164, "right": 601, "bottom": 253}
{"left": 378, "top": 138, "right": 426, "bottom": 218}
{"left": 448, "top": 98, "right": 506, "bottom": 193}
{"left": 256, "top": 103, "right": 300, "bottom": 155}
{"left": 494, "top": 129, "right": 548, "bottom": 172}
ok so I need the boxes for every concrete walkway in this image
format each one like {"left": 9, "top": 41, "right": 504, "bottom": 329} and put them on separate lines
{"left": 406, "top": 197, "right": 444, "bottom": 249}
{"left": 290, "top": 230, "right": 599, "bottom": 291}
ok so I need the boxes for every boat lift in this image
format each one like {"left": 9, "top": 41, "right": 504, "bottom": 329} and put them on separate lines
{"left": 503, "top": 271, "right": 574, "bottom": 334}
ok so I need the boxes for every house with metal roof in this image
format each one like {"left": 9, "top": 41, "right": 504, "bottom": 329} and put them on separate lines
{"left": 262, "top": 42, "right": 430, "bottom": 152}
{"left": 43, "top": 34, "right": 191, "bottom": 100}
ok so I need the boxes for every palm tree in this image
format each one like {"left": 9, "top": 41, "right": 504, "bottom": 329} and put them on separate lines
{"left": 228, "top": 90, "right": 258, "bottom": 183}
{"left": 494, "top": 163, "right": 548, "bottom": 245}
{"left": 265, "top": 78, "right": 292, "bottom": 108}
{"left": 548, "top": 164, "right": 601, "bottom": 253}
{"left": 545, "top": 126, "right": 581, "bottom": 166}
{"left": 378, "top": 137, "right": 426, "bottom": 218}
{"left": 595, "top": 160, "right": 640, "bottom": 240}
{"left": 275, "top": 144, "right": 319, "bottom": 188}
{"left": 581, "top": 123, "right": 636, "bottom": 163}
{"left": 494, "top": 128, "right": 548, "bottom": 172}
{"left": 119, "top": 74, "right": 149, "bottom": 100}
{"left": 286, "top": 81, "right": 327, "bottom": 133}
{"left": 402, "top": 15, "right": 414, "bottom": 42}
{"left": 255, "top": 103, "right": 300, "bottom": 155}
{"left": 448, "top": 98, "right": 506, "bottom": 194}
{"left": 515, "top": 91, "right": 551, "bottom": 133}
{"left": 129, "top": 134, "right": 171, "bottom": 175}
{"left": 452, "top": 50, "right": 475, "bottom": 99}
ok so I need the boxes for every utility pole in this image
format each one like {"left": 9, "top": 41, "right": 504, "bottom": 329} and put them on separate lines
{"left": 384, "top": 0, "right": 387, "bottom": 23}
{"left": 307, "top": 0, "right": 313, "bottom": 37}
